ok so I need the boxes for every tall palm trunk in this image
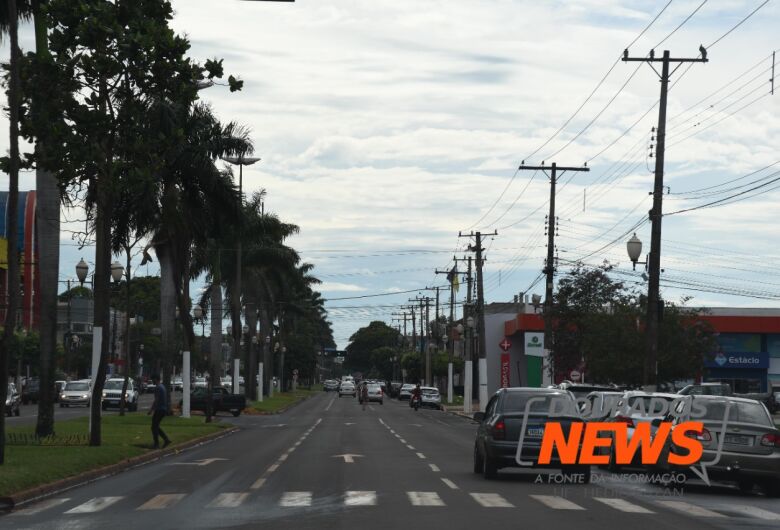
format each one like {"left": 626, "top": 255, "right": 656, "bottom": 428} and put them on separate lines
{"left": 157, "top": 242, "right": 176, "bottom": 409}
{"left": 260, "top": 308, "right": 272, "bottom": 397}
{"left": 245, "top": 300, "right": 257, "bottom": 400}
{"left": 34, "top": 3, "right": 60, "bottom": 438}
{"left": 207, "top": 280, "right": 222, "bottom": 422}
{"left": 0, "top": 0, "right": 22, "bottom": 464}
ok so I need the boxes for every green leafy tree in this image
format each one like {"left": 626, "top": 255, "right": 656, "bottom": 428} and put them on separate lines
{"left": 345, "top": 322, "right": 400, "bottom": 374}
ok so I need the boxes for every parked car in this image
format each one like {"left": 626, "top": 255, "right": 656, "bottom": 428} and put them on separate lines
{"left": 473, "top": 387, "right": 589, "bottom": 481}
{"left": 339, "top": 381, "right": 356, "bottom": 398}
{"left": 557, "top": 381, "right": 622, "bottom": 399}
{"left": 399, "top": 383, "right": 415, "bottom": 401}
{"left": 5, "top": 383, "right": 21, "bottom": 417}
{"left": 193, "top": 377, "right": 208, "bottom": 389}
{"left": 420, "top": 387, "right": 442, "bottom": 409}
{"left": 21, "top": 377, "right": 40, "bottom": 405}
{"left": 54, "top": 380, "right": 67, "bottom": 403}
{"left": 144, "top": 380, "right": 157, "bottom": 393}
{"left": 389, "top": 382, "right": 403, "bottom": 398}
{"left": 656, "top": 395, "right": 780, "bottom": 496}
{"left": 173, "top": 377, "right": 183, "bottom": 391}
{"left": 366, "top": 383, "right": 384, "bottom": 404}
{"left": 581, "top": 391, "right": 624, "bottom": 420}
{"left": 186, "top": 386, "right": 246, "bottom": 417}
{"left": 324, "top": 379, "right": 340, "bottom": 392}
{"left": 101, "top": 378, "right": 139, "bottom": 411}
{"left": 59, "top": 380, "right": 92, "bottom": 407}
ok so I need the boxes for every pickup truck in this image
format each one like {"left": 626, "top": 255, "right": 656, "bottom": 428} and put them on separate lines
{"left": 185, "top": 386, "right": 246, "bottom": 417}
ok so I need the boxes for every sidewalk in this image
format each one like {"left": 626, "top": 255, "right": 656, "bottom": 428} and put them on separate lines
{"left": 442, "top": 399, "right": 480, "bottom": 420}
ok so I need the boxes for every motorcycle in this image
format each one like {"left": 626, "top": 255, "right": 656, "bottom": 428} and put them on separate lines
{"left": 411, "top": 395, "right": 420, "bottom": 411}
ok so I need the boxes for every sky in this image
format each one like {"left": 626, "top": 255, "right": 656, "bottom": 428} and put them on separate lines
{"left": 1, "top": 0, "right": 779, "bottom": 349}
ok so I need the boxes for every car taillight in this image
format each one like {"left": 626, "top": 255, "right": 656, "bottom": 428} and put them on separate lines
{"left": 615, "top": 415, "right": 635, "bottom": 428}
{"left": 760, "top": 433, "right": 780, "bottom": 448}
{"left": 492, "top": 419, "right": 506, "bottom": 440}
{"left": 686, "top": 427, "right": 712, "bottom": 442}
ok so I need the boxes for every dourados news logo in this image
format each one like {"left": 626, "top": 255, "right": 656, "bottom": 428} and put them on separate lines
{"left": 515, "top": 395, "right": 734, "bottom": 485}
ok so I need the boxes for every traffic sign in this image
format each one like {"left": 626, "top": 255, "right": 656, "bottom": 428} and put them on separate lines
{"left": 499, "top": 338, "right": 512, "bottom": 352}
{"left": 570, "top": 370, "right": 582, "bottom": 382}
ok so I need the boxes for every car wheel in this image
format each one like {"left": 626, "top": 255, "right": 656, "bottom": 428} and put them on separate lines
{"left": 738, "top": 480, "right": 754, "bottom": 494}
{"left": 473, "top": 444, "right": 484, "bottom": 474}
{"left": 763, "top": 480, "right": 780, "bottom": 498}
{"left": 14, "top": 407, "right": 20, "bottom": 416}
{"left": 232, "top": 410, "right": 241, "bottom": 417}
{"left": 483, "top": 452, "right": 498, "bottom": 480}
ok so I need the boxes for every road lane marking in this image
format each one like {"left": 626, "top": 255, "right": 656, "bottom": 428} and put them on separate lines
{"left": 470, "top": 493, "right": 513, "bottom": 508}
{"left": 12, "top": 498, "right": 70, "bottom": 515}
{"left": 280, "top": 492, "right": 312, "bottom": 507}
{"left": 333, "top": 453, "right": 363, "bottom": 463}
{"left": 530, "top": 495, "right": 585, "bottom": 510}
{"left": 406, "top": 444, "right": 415, "bottom": 450}
{"left": 389, "top": 430, "right": 396, "bottom": 434}
{"left": 429, "top": 464, "right": 440, "bottom": 472}
{"left": 278, "top": 454, "right": 288, "bottom": 461}
{"left": 594, "top": 498, "right": 653, "bottom": 514}
{"left": 416, "top": 453, "right": 427, "bottom": 459}
{"left": 294, "top": 441, "right": 302, "bottom": 447}
{"left": 266, "top": 464, "right": 280, "bottom": 474}
{"left": 725, "top": 505, "right": 780, "bottom": 520}
{"left": 137, "top": 494, "right": 186, "bottom": 511}
{"left": 65, "top": 497, "right": 123, "bottom": 514}
{"left": 250, "top": 478, "right": 267, "bottom": 490}
{"left": 344, "top": 491, "right": 377, "bottom": 506}
{"left": 208, "top": 493, "right": 249, "bottom": 508}
{"left": 399, "top": 438, "right": 407, "bottom": 443}
{"left": 441, "top": 478, "right": 459, "bottom": 490}
{"left": 656, "top": 501, "right": 727, "bottom": 518}
{"left": 325, "top": 397, "right": 336, "bottom": 411}
{"left": 407, "top": 492, "right": 445, "bottom": 506}
{"left": 378, "top": 418, "right": 387, "bottom": 426}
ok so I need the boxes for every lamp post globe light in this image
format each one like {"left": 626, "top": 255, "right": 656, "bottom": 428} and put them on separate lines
{"left": 626, "top": 233, "right": 647, "bottom": 270}
{"left": 110, "top": 261, "right": 124, "bottom": 283}
{"left": 76, "top": 258, "right": 89, "bottom": 286}
{"left": 193, "top": 304, "right": 203, "bottom": 320}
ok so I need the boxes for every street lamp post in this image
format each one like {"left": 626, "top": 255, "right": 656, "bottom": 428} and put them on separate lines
{"left": 265, "top": 335, "right": 272, "bottom": 398}
{"left": 222, "top": 155, "right": 261, "bottom": 398}
{"left": 626, "top": 233, "right": 659, "bottom": 389}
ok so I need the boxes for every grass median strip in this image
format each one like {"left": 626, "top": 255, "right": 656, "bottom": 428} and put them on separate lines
{"left": 246, "top": 388, "right": 320, "bottom": 414}
{"left": 0, "top": 414, "right": 227, "bottom": 498}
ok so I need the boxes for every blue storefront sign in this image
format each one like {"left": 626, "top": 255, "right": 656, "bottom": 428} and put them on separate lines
{"left": 704, "top": 351, "right": 769, "bottom": 369}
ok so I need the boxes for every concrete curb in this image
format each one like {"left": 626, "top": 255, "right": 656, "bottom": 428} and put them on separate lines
{"left": 441, "top": 405, "right": 477, "bottom": 421}
{"left": 5, "top": 425, "right": 239, "bottom": 509}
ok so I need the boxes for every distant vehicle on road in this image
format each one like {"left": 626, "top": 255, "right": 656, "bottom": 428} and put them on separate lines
{"left": 5, "top": 383, "right": 21, "bottom": 417}
{"left": 54, "top": 380, "right": 67, "bottom": 402}
{"left": 399, "top": 384, "right": 415, "bottom": 401}
{"left": 323, "top": 379, "right": 340, "bottom": 392}
{"left": 186, "top": 386, "right": 246, "bottom": 417}
{"left": 678, "top": 383, "right": 733, "bottom": 396}
{"left": 173, "top": 377, "right": 183, "bottom": 391}
{"left": 389, "top": 382, "right": 402, "bottom": 398}
{"left": 60, "top": 380, "right": 92, "bottom": 407}
{"left": 366, "top": 383, "right": 384, "bottom": 404}
{"left": 557, "top": 381, "right": 621, "bottom": 399}
{"left": 339, "top": 381, "right": 356, "bottom": 398}
{"left": 655, "top": 395, "right": 780, "bottom": 496}
{"left": 21, "top": 377, "right": 40, "bottom": 405}
{"left": 420, "top": 387, "right": 441, "bottom": 410}
{"left": 193, "top": 377, "right": 208, "bottom": 389}
{"left": 101, "top": 378, "right": 139, "bottom": 411}
{"left": 473, "top": 387, "right": 589, "bottom": 482}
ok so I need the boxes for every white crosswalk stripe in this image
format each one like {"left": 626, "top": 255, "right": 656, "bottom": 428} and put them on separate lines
{"left": 12, "top": 498, "right": 70, "bottom": 516}
{"left": 656, "top": 501, "right": 726, "bottom": 518}
{"left": 470, "top": 493, "right": 514, "bottom": 508}
{"left": 725, "top": 505, "right": 780, "bottom": 520}
{"left": 208, "top": 493, "right": 249, "bottom": 508}
{"left": 280, "top": 491, "right": 313, "bottom": 507}
{"left": 530, "top": 495, "right": 585, "bottom": 510}
{"left": 137, "top": 494, "right": 186, "bottom": 511}
{"left": 594, "top": 497, "right": 653, "bottom": 514}
{"left": 407, "top": 492, "right": 445, "bottom": 506}
{"left": 65, "top": 497, "right": 123, "bottom": 514}
{"left": 344, "top": 491, "right": 377, "bottom": 506}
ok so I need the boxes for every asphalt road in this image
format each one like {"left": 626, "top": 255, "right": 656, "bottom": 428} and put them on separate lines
{"left": 3, "top": 392, "right": 780, "bottom": 529}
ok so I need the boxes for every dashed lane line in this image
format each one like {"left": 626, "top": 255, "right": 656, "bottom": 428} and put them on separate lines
{"left": 593, "top": 497, "right": 653, "bottom": 514}
{"left": 530, "top": 495, "right": 585, "bottom": 511}
{"left": 137, "top": 494, "right": 186, "bottom": 511}
{"left": 470, "top": 493, "right": 514, "bottom": 508}
{"left": 441, "top": 478, "right": 459, "bottom": 490}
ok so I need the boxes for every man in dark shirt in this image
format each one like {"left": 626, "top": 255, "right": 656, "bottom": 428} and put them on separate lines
{"left": 147, "top": 374, "right": 171, "bottom": 449}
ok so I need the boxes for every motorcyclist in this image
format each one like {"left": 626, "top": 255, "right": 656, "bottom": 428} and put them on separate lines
{"left": 411, "top": 383, "right": 422, "bottom": 409}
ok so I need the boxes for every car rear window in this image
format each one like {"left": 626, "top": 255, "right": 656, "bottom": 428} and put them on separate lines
{"left": 627, "top": 396, "right": 674, "bottom": 414}
{"left": 501, "top": 392, "right": 574, "bottom": 414}
{"left": 422, "top": 388, "right": 439, "bottom": 395}
{"left": 696, "top": 400, "right": 771, "bottom": 425}
{"left": 66, "top": 382, "right": 90, "bottom": 391}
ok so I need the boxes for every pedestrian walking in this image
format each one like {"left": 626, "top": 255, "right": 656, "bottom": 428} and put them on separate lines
{"left": 147, "top": 374, "right": 171, "bottom": 449}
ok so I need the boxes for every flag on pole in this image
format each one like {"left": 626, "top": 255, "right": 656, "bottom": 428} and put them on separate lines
{"left": 447, "top": 264, "right": 459, "bottom": 292}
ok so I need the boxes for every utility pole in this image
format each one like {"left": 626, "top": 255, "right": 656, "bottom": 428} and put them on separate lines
{"left": 436, "top": 262, "right": 464, "bottom": 404}
{"left": 409, "top": 295, "right": 433, "bottom": 384}
{"left": 451, "top": 255, "right": 473, "bottom": 411}
{"left": 623, "top": 48, "right": 707, "bottom": 390}
{"left": 517, "top": 162, "right": 589, "bottom": 384}
{"left": 459, "top": 231, "right": 496, "bottom": 411}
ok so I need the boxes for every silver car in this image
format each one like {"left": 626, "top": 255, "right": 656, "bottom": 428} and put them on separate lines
{"left": 60, "top": 380, "right": 92, "bottom": 407}
{"left": 399, "top": 383, "right": 415, "bottom": 401}
{"left": 420, "top": 387, "right": 442, "bottom": 409}
{"left": 339, "top": 381, "right": 356, "bottom": 398}
{"left": 657, "top": 395, "right": 780, "bottom": 496}
{"left": 366, "top": 383, "right": 384, "bottom": 404}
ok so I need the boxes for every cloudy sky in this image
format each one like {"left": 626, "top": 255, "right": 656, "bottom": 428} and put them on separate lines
{"left": 2, "top": 0, "right": 779, "bottom": 348}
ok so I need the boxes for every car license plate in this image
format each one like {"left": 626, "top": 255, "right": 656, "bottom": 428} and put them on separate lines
{"left": 724, "top": 434, "right": 752, "bottom": 446}
{"left": 526, "top": 426, "right": 544, "bottom": 438}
